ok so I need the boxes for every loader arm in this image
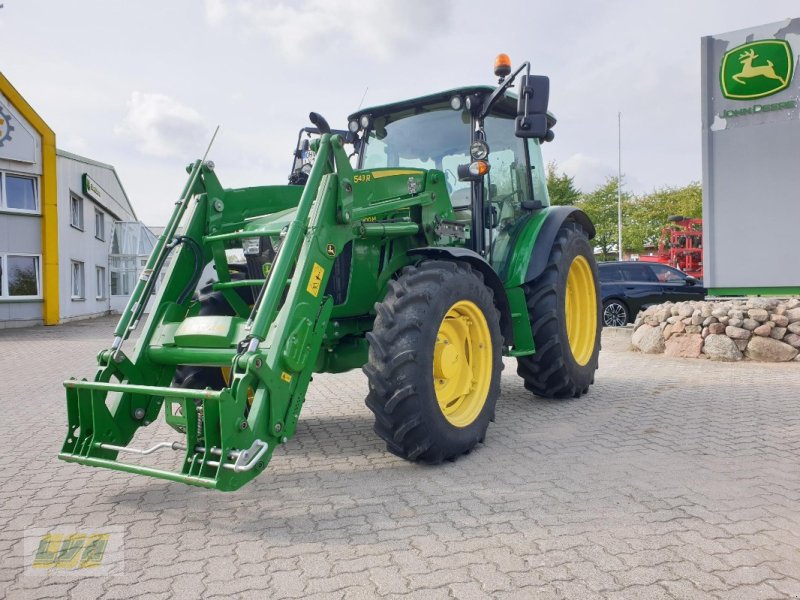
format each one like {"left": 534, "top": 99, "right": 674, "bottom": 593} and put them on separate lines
{"left": 59, "top": 133, "right": 447, "bottom": 491}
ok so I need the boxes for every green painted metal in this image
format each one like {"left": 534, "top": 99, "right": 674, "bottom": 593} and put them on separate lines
{"left": 501, "top": 209, "right": 550, "bottom": 288}
{"left": 59, "top": 79, "right": 595, "bottom": 491}
{"left": 707, "top": 287, "right": 800, "bottom": 296}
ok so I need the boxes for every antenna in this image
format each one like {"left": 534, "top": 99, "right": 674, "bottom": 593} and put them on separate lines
{"left": 357, "top": 87, "right": 369, "bottom": 110}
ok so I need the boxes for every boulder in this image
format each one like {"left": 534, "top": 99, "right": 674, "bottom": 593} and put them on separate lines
{"left": 785, "top": 333, "right": 800, "bottom": 349}
{"left": 753, "top": 324, "right": 772, "bottom": 337}
{"left": 747, "top": 308, "right": 769, "bottom": 322}
{"left": 746, "top": 298, "right": 772, "bottom": 310}
{"left": 729, "top": 310, "right": 745, "bottom": 320}
{"left": 718, "top": 316, "right": 730, "bottom": 325}
{"left": 703, "top": 335, "right": 743, "bottom": 361}
{"left": 728, "top": 318, "right": 744, "bottom": 328}
{"left": 741, "top": 318, "right": 759, "bottom": 331}
{"left": 700, "top": 305, "right": 714, "bottom": 318}
{"left": 725, "top": 326, "right": 751, "bottom": 340}
{"left": 712, "top": 308, "right": 729, "bottom": 319}
{"left": 666, "top": 315, "right": 681, "bottom": 324}
{"left": 734, "top": 339, "right": 749, "bottom": 352}
{"left": 678, "top": 304, "right": 694, "bottom": 318}
{"left": 786, "top": 307, "right": 800, "bottom": 323}
{"left": 685, "top": 325, "right": 702, "bottom": 334}
{"left": 632, "top": 325, "right": 665, "bottom": 354}
{"left": 788, "top": 321, "right": 800, "bottom": 335}
{"left": 785, "top": 299, "right": 800, "bottom": 310}
{"left": 745, "top": 336, "right": 799, "bottom": 362}
{"left": 702, "top": 316, "right": 718, "bottom": 327}
{"left": 702, "top": 326, "right": 709, "bottom": 339}
{"left": 708, "top": 322, "right": 726, "bottom": 335}
{"left": 771, "top": 327, "right": 787, "bottom": 340}
{"left": 691, "top": 314, "right": 704, "bottom": 326}
{"left": 664, "top": 333, "right": 703, "bottom": 358}
{"left": 771, "top": 314, "right": 789, "bottom": 328}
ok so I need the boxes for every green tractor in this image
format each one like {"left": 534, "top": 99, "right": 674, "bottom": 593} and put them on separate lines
{"left": 59, "top": 55, "right": 601, "bottom": 491}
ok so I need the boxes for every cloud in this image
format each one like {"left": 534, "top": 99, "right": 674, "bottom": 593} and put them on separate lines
{"left": 204, "top": 0, "right": 228, "bottom": 25}
{"left": 560, "top": 153, "right": 617, "bottom": 193}
{"left": 115, "top": 92, "right": 207, "bottom": 158}
{"left": 211, "top": 0, "right": 451, "bottom": 60}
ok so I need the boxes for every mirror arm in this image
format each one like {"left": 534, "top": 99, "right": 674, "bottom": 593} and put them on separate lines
{"left": 478, "top": 61, "right": 530, "bottom": 120}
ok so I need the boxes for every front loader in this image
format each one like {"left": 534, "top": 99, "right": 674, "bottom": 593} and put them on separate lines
{"left": 59, "top": 55, "right": 601, "bottom": 491}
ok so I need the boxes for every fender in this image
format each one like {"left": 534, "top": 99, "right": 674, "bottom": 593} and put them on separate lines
{"left": 504, "top": 206, "right": 595, "bottom": 288}
{"left": 407, "top": 247, "right": 515, "bottom": 346}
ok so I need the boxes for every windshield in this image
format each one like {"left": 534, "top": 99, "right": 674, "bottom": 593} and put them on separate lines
{"left": 362, "top": 108, "right": 473, "bottom": 203}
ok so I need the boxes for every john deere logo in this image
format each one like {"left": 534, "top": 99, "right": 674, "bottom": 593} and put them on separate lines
{"left": 720, "top": 39, "right": 794, "bottom": 100}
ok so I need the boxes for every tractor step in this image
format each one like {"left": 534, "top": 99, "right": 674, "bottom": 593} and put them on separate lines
{"left": 58, "top": 379, "right": 272, "bottom": 491}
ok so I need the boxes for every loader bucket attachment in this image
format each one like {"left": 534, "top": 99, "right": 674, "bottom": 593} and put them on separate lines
{"left": 59, "top": 379, "right": 273, "bottom": 491}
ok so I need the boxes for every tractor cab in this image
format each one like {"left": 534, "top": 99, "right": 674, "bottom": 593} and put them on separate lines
{"left": 346, "top": 56, "right": 555, "bottom": 274}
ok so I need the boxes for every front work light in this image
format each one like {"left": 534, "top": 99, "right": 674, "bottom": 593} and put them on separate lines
{"left": 348, "top": 119, "right": 359, "bottom": 133}
{"left": 470, "top": 140, "right": 489, "bottom": 160}
{"left": 450, "top": 95, "right": 463, "bottom": 110}
{"left": 359, "top": 114, "right": 372, "bottom": 129}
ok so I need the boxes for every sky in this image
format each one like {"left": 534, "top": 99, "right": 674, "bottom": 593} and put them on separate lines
{"left": 1, "top": 0, "right": 798, "bottom": 225}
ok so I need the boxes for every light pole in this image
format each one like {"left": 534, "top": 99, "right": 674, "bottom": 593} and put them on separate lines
{"left": 617, "top": 112, "right": 623, "bottom": 261}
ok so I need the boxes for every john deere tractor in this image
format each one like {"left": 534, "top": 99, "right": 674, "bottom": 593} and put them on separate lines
{"left": 59, "top": 55, "right": 601, "bottom": 491}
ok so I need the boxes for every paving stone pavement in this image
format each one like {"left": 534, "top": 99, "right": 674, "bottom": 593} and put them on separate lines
{"left": 1, "top": 317, "right": 799, "bottom": 599}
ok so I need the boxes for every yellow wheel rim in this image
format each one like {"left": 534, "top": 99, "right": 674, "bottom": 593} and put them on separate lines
{"left": 433, "top": 300, "right": 492, "bottom": 428}
{"left": 565, "top": 255, "right": 598, "bottom": 366}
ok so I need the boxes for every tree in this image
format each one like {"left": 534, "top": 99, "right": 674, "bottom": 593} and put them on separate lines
{"left": 623, "top": 183, "right": 702, "bottom": 254}
{"left": 546, "top": 161, "right": 581, "bottom": 206}
{"left": 576, "top": 177, "right": 631, "bottom": 261}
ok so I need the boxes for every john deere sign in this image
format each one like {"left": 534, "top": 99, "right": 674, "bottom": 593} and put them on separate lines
{"left": 720, "top": 39, "right": 794, "bottom": 100}
{"left": 701, "top": 18, "right": 800, "bottom": 296}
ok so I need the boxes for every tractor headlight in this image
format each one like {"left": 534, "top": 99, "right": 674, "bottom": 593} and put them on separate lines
{"left": 359, "top": 114, "right": 372, "bottom": 129}
{"left": 348, "top": 119, "right": 359, "bottom": 133}
{"left": 242, "top": 237, "right": 261, "bottom": 255}
{"left": 470, "top": 140, "right": 490, "bottom": 160}
{"left": 450, "top": 95, "right": 463, "bottom": 110}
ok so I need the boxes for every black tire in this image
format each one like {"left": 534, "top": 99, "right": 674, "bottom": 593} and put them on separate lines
{"left": 602, "top": 299, "right": 629, "bottom": 327}
{"left": 363, "top": 261, "right": 503, "bottom": 463}
{"left": 516, "top": 222, "right": 601, "bottom": 399}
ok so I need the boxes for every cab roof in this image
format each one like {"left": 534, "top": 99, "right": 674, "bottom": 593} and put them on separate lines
{"left": 349, "top": 85, "right": 556, "bottom": 127}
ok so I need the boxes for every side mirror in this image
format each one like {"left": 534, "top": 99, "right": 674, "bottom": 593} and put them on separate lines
{"left": 685, "top": 276, "right": 698, "bottom": 286}
{"left": 515, "top": 75, "right": 550, "bottom": 139}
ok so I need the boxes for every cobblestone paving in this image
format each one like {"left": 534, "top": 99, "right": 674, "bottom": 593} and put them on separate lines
{"left": 1, "top": 318, "right": 799, "bottom": 599}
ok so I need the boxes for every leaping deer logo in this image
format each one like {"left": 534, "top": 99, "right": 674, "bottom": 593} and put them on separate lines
{"left": 733, "top": 48, "right": 787, "bottom": 86}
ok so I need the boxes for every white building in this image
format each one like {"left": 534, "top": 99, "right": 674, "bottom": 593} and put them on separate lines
{"left": 0, "top": 72, "right": 144, "bottom": 328}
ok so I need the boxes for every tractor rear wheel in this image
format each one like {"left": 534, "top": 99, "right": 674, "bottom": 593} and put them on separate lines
{"left": 516, "top": 222, "right": 601, "bottom": 398}
{"left": 364, "top": 261, "right": 502, "bottom": 463}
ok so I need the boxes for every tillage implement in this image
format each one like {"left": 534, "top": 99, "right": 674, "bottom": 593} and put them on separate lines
{"left": 60, "top": 55, "right": 602, "bottom": 491}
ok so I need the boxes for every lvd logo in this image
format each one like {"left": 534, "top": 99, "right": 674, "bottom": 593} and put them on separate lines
{"left": 720, "top": 39, "right": 794, "bottom": 100}
{"left": 32, "top": 533, "right": 110, "bottom": 569}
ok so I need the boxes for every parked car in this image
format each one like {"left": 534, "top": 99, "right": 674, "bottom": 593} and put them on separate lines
{"left": 598, "top": 261, "right": 706, "bottom": 327}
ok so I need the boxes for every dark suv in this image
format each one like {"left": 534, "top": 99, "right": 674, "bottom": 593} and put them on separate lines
{"left": 598, "top": 261, "right": 706, "bottom": 326}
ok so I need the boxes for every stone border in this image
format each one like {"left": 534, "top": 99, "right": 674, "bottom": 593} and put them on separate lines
{"left": 629, "top": 298, "right": 800, "bottom": 362}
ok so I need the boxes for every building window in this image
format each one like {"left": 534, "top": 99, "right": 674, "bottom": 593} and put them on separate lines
{"left": 71, "top": 260, "right": 85, "bottom": 299}
{"left": 0, "top": 172, "right": 39, "bottom": 212}
{"left": 95, "top": 210, "right": 105, "bottom": 240}
{"left": 96, "top": 266, "right": 106, "bottom": 299}
{"left": 70, "top": 194, "right": 84, "bottom": 230}
{"left": 0, "top": 254, "right": 41, "bottom": 298}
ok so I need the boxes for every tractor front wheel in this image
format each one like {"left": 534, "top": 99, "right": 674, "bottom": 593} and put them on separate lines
{"left": 364, "top": 261, "right": 502, "bottom": 463}
{"left": 516, "top": 222, "right": 601, "bottom": 398}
